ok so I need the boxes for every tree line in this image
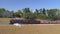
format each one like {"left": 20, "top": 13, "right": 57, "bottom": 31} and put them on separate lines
{"left": 0, "top": 8, "right": 60, "bottom": 20}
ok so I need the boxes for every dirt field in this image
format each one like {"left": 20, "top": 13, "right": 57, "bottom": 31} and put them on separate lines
{"left": 0, "top": 18, "right": 10, "bottom": 24}
{"left": 0, "top": 18, "right": 24, "bottom": 24}
{"left": 0, "top": 18, "right": 40, "bottom": 24}
{"left": 0, "top": 18, "right": 60, "bottom": 34}
{"left": 0, "top": 24, "right": 60, "bottom": 34}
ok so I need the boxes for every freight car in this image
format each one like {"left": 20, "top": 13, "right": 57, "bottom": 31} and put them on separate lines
{"left": 10, "top": 19, "right": 40, "bottom": 24}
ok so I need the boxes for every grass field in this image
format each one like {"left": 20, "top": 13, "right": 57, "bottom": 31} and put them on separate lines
{"left": 0, "top": 18, "right": 25, "bottom": 24}
{"left": 0, "top": 18, "right": 60, "bottom": 34}
{"left": 0, "top": 18, "right": 10, "bottom": 24}
{"left": 0, "top": 24, "right": 60, "bottom": 34}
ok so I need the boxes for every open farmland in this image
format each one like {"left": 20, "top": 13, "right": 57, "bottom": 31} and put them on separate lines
{"left": 0, "top": 18, "right": 60, "bottom": 34}
{"left": 0, "top": 18, "right": 10, "bottom": 24}
{"left": 0, "top": 18, "right": 24, "bottom": 24}
{"left": 0, "top": 24, "right": 60, "bottom": 34}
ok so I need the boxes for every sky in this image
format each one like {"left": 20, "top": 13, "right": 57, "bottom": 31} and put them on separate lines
{"left": 0, "top": 0, "right": 60, "bottom": 11}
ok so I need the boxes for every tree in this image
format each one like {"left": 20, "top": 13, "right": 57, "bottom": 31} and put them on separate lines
{"left": 39, "top": 8, "right": 42, "bottom": 14}
{"left": 28, "top": 13, "right": 36, "bottom": 19}
{"left": 11, "top": 11, "right": 15, "bottom": 18}
{"left": 37, "top": 14, "right": 47, "bottom": 19}
{"left": 42, "top": 8, "right": 46, "bottom": 15}
{"left": 0, "top": 8, "right": 6, "bottom": 17}
{"left": 0, "top": 8, "right": 60, "bottom": 20}
{"left": 47, "top": 9, "right": 59, "bottom": 20}
{"left": 34, "top": 9, "right": 39, "bottom": 16}
{"left": 15, "top": 10, "right": 22, "bottom": 17}
{"left": 56, "top": 10, "right": 60, "bottom": 20}
{"left": 22, "top": 8, "right": 31, "bottom": 19}
{"left": 23, "top": 8, "right": 31, "bottom": 13}
{"left": 0, "top": 8, "right": 11, "bottom": 18}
